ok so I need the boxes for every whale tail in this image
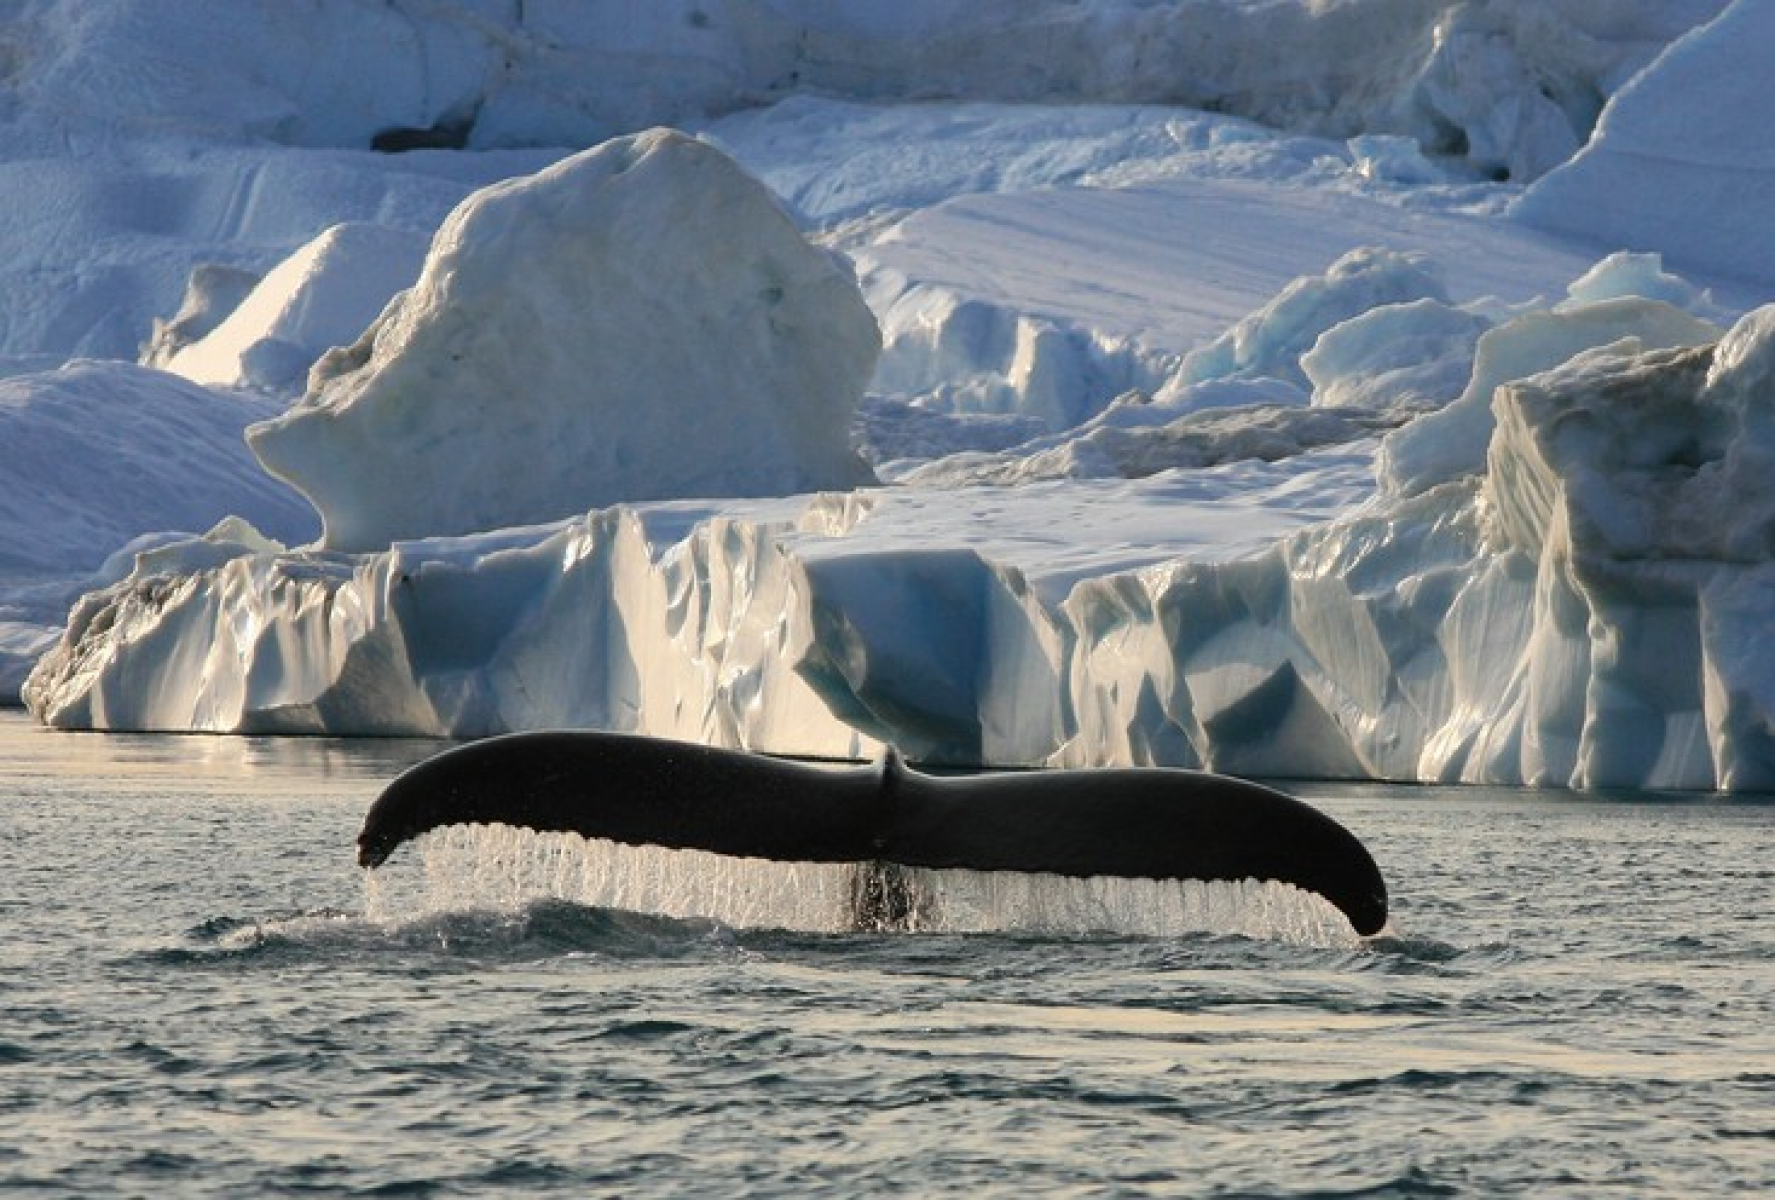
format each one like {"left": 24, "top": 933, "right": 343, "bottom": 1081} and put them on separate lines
{"left": 357, "top": 731, "right": 1388, "bottom": 936}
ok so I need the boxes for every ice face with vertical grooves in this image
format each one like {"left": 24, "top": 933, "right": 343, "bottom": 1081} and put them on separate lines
{"left": 33, "top": 303, "right": 1775, "bottom": 790}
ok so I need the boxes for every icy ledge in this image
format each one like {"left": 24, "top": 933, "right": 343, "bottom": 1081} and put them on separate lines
{"left": 25, "top": 307, "right": 1775, "bottom": 789}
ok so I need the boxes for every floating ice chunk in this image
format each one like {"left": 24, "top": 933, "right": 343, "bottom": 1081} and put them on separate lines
{"left": 1302, "top": 299, "right": 1491, "bottom": 411}
{"left": 1469, "top": 311, "right": 1775, "bottom": 787}
{"left": 1173, "top": 248, "right": 1447, "bottom": 393}
{"left": 1486, "top": 341, "right": 1719, "bottom": 560}
{"left": 246, "top": 130, "right": 880, "bottom": 552}
{"left": 164, "top": 224, "right": 429, "bottom": 393}
{"left": 1380, "top": 296, "right": 1722, "bottom": 496}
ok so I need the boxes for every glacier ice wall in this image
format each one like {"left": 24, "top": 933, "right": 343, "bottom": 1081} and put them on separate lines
{"left": 22, "top": 497, "right": 950, "bottom": 758}
{"left": 0, "top": 1, "right": 1724, "bottom": 367}
{"left": 9, "top": 0, "right": 1711, "bottom": 173}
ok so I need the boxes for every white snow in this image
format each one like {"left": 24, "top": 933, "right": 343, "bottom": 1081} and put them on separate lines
{"left": 8, "top": 0, "right": 1775, "bottom": 794}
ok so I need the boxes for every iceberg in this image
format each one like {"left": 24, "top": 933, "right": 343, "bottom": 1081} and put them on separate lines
{"left": 245, "top": 130, "right": 879, "bottom": 552}
{"left": 1172, "top": 247, "right": 1449, "bottom": 393}
{"left": 31, "top": 306, "right": 1775, "bottom": 791}
{"left": 1379, "top": 296, "right": 1724, "bottom": 497}
{"left": 1301, "top": 298, "right": 1490, "bottom": 412}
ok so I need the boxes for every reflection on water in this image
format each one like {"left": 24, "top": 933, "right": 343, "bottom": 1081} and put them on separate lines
{"left": 1, "top": 708, "right": 444, "bottom": 793}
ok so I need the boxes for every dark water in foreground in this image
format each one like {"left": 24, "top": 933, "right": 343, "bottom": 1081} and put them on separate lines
{"left": 1, "top": 711, "right": 1771, "bottom": 1197}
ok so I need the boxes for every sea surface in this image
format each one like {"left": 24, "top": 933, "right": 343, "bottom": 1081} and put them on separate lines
{"left": 1, "top": 709, "right": 1771, "bottom": 1197}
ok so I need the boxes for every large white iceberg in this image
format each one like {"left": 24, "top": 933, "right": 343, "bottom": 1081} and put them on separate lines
{"left": 246, "top": 129, "right": 880, "bottom": 552}
{"left": 0, "top": 1, "right": 1725, "bottom": 370}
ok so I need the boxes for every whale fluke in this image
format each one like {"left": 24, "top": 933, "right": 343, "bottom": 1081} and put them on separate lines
{"left": 357, "top": 731, "right": 1388, "bottom": 936}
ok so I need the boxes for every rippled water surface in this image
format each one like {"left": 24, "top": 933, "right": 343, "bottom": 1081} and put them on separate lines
{"left": 2, "top": 711, "right": 1771, "bottom": 1196}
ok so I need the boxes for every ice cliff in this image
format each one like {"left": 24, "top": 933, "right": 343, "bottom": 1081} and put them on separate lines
{"left": 8, "top": 0, "right": 1710, "bottom": 175}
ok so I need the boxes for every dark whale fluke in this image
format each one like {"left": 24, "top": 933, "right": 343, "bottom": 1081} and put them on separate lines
{"left": 357, "top": 731, "right": 1388, "bottom": 936}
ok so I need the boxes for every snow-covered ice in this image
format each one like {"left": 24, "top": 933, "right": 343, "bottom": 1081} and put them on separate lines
{"left": 8, "top": 0, "right": 1775, "bottom": 792}
{"left": 1378, "top": 294, "right": 1724, "bottom": 498}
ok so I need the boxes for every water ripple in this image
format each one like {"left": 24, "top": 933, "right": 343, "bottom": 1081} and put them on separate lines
{"left": 7, "top": 715, "right": 1774, "bottom": 1198}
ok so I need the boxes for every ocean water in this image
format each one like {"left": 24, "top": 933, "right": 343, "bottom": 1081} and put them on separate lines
{"left": 1, "top": 710, "right": 1771, "bottom": 1197}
